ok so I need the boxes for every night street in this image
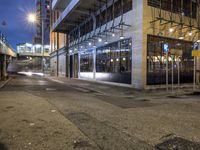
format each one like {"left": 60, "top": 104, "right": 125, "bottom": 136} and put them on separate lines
{"left": 1, "top": 0, "right": 200, "bottom": 149}
{"left": 0, "top": 75, "right": 200, "bottom": 149}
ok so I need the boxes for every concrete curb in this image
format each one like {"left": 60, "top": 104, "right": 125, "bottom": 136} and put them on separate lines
{"left": 0, "top": 78, "right": 12, "bottom": 89}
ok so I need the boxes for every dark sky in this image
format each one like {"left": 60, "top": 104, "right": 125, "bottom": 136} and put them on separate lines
{"left": 0, "top": 0, "right": 36, "bottom": 50}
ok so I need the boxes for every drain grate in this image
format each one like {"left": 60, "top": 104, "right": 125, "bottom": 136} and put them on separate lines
{"left": 156, "top": 137, "right": 200, "bottom": 150}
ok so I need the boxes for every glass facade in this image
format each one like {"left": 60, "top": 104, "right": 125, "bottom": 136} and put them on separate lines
{"left": 147, "top": 35, "right": 194, "bottom": 85}
{"left": 148, "top": 0, "right": 197, "bottom": 18}
{"left": 80, "top": 50, "right": 93, "bottom": 72}
{"left": 96, "top": 39, "right": 132, "bottom": 84}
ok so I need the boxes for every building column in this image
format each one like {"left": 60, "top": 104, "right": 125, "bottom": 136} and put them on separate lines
{"left": 57, "top": 51, "right": 59, "bottom": 77}
{"left": 0, "top": 55, "right": 2, "bottom": 80}
{"left": 197, "top": 57, "right": 200, "bottom": 84}
{"left": 2, "top": 54, "right": 7, "bottom": 80}
{"left": 131, "top": 0, "right": 146, "bottom": 89}
{"left": 93, "top": 48, "right": 96, "bottom": 80}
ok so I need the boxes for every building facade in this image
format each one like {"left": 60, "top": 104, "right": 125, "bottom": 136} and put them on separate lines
{"left": 33, "top": 0, "right": 51, "bottom": 45}
{"left": 50, "top": 0, "right": 200, "bottom": 89}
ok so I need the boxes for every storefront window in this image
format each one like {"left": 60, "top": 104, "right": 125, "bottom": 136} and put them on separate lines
{"left": 147, "top": 35, "right": 194, "bottom": 85}
{"left": 80, "top": 50, "right": 93, "bottom": 72}
{"left": 96, "top": 39, "right": 132, "bottom": 84}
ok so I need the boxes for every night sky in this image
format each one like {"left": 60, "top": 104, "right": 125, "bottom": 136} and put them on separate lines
{"left": 0, "top": 0, "right": 36, "bottom": 50}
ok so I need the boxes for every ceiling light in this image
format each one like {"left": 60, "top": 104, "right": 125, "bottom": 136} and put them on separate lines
{"left": 189, "top": 32, "right": 192, "bottom": 36}
{"left": 88, "top": 42, "right": 92, "bottom": 46}
{"left": 120, "top": 35, "right": 125, "bottom": 40}
{"left": 98, "top": 38, "right": 102, "bottom": 42}
{"left": 179, "top": 36, "right": 184, "bottom": 40}
{"left": 169, "top": 28, "right": 174, "bottom": 33}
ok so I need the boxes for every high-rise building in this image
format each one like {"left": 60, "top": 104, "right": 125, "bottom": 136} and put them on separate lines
{"left": 33, "top": 0, "right": 51, "bottom": 45}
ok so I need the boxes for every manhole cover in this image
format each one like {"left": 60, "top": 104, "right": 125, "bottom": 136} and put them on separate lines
{"left": 156, "top": 137, "right": 200, "bottom": 150}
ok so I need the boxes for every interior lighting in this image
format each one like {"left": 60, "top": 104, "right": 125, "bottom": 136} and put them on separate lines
{"left": 189, "top": 32, "right": 193, "bottom": 36}
{"left": 88, "top": 42, "right": 92, "bottom": 46}
{"left": 179, "top": 36, "right": 184, "bottom": 40}
{"left": 104, "top": 41, "right": 108, "bottom": 44}
{"left": 98, "top": 38, "right": 102, "bottom": 42}
{"left": 120, "top": 35, "right": 125, "bottom": 40}
{"left": 112, "top": 33, "right": 115, "bottom": 37}
{"left": 169, "top": 28, "right": 174, "bottom": 33}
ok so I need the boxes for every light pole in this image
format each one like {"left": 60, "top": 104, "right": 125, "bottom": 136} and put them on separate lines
{"left": 27, "top": 13, "right": 45, "bottom": 75}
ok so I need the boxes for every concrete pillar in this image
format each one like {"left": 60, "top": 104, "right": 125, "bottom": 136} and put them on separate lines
{"left": 131, "top": 0, "right": 146, "bottom": 89}
{"left": 197, "top": 57, "right": 200, "bottom": 85}
{"left": 57, "top": 51, "right": 59, "bottom": 77}
{"left": 0, "top": 56, "right": 2, "bottom": 80}
{"left": 93, "top": 48, "right": 96, "bottom": 80}
{"left": 2, "top": 54, "right": 7, "bottom": 80}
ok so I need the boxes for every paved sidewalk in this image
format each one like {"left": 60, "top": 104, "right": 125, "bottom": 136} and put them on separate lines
{"left": 46, "top": 76, "right": 200, "bottom": 98}
{"left": 0, "top": 91, "right": 99, "bottom": 150}
{"left": 0, "top": 78, "right": 11, "bottom": 89}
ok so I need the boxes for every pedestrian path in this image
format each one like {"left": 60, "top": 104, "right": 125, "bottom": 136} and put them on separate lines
{"left": 0, "top": 78, "right": 11, "bottom": 88}
{"left": 46, "top": 76, "right": 200, "bottom": 98}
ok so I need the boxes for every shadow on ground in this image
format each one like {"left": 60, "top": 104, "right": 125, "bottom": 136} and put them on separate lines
{"left": 0, "top": 143, "right": 7, "bottom": 150}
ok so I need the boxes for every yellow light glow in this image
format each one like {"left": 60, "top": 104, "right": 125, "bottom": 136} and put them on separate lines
{"left": 169, "top": 28, "right": 174, "bottom": 33}
{"left": 27, "top": 13, "right": 36, "bottom": 23}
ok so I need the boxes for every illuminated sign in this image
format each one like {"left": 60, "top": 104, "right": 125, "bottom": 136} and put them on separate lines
{"left": 163, "top": 43, "right": 169, "bottom": 53}
{"left": 193, "top": 42, "right": 199, "bottom": 50}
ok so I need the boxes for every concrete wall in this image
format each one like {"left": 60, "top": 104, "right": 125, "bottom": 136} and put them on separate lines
{"left": 50, "top": 52, "right": 58, "bottom": 76}
{"left": 58, "top": 52, "right": 66, "bottom": 77}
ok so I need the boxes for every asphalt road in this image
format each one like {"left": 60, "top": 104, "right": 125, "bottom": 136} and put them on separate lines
{"left": 0, "top": 75, "right": 200, "bottom": 150}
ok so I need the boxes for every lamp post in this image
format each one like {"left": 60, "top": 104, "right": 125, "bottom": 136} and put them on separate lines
{"left": 27, "top": 13, "right": 45, "bottom": 75}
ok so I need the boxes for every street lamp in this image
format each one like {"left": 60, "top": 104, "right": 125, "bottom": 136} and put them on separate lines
{"left": 27, "top": 13, "right": 45, "bottom": 75}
